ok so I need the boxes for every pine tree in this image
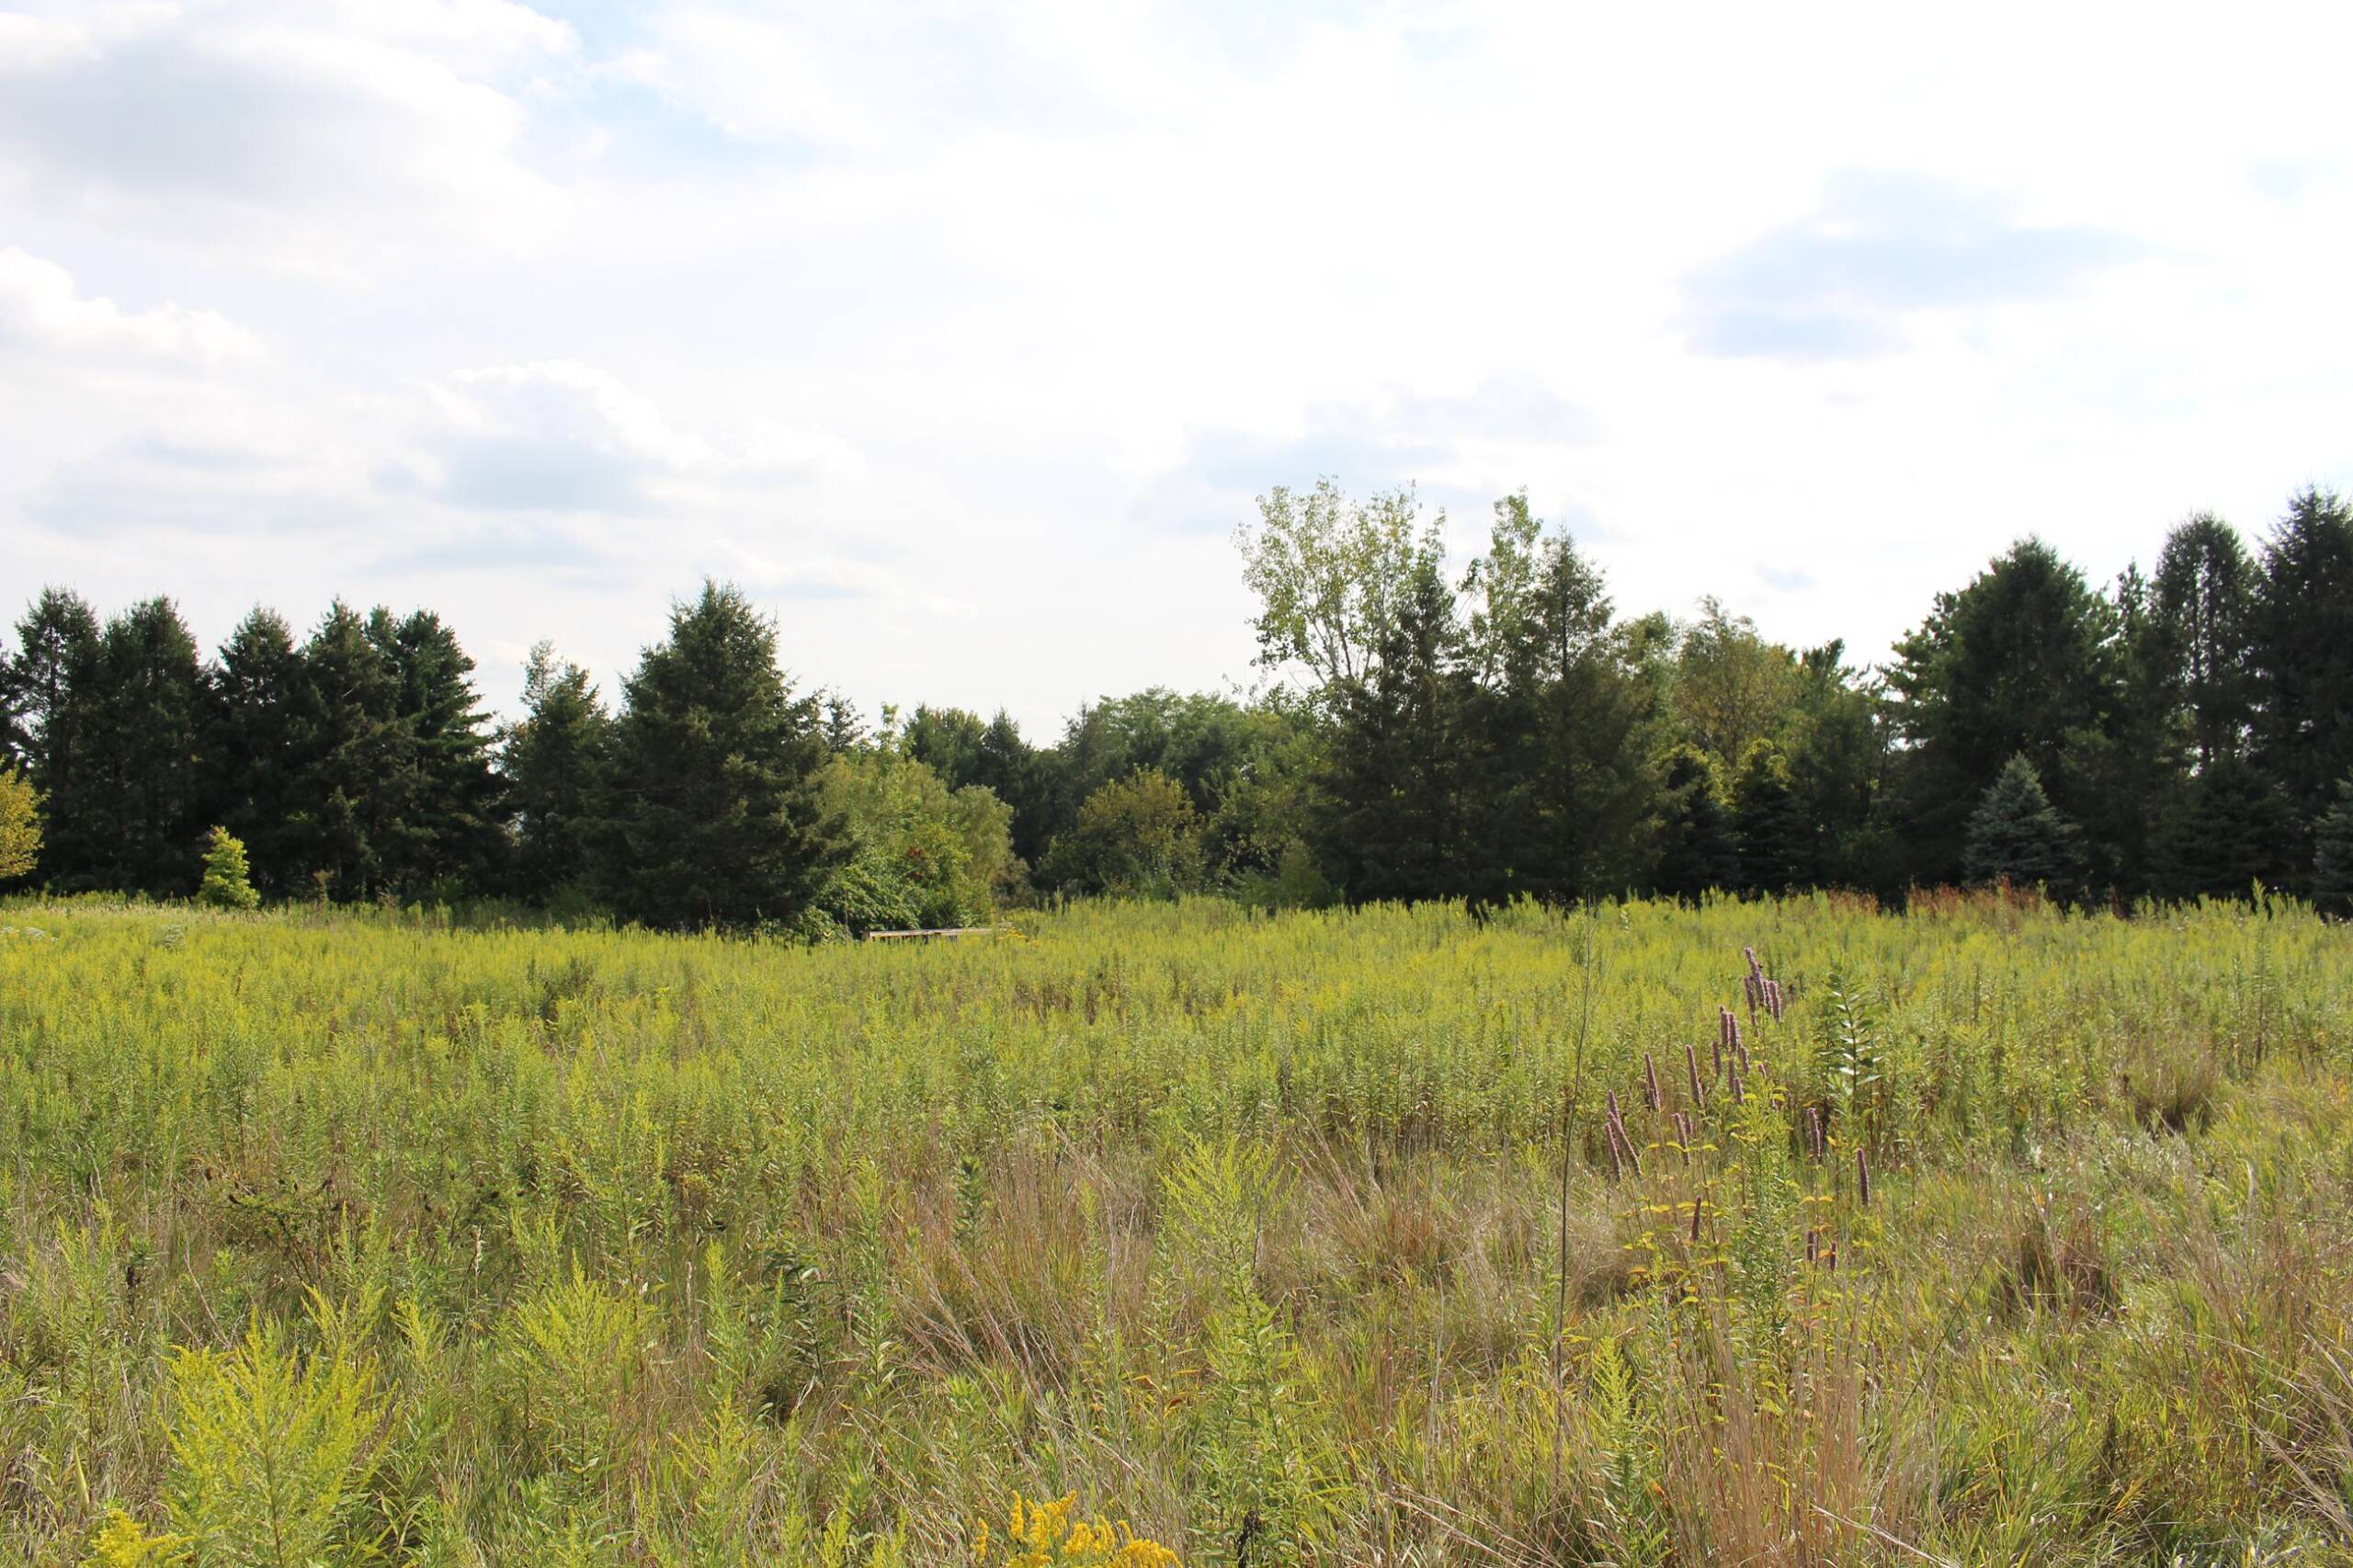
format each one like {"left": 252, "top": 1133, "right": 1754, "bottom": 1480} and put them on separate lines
{"left": 2313, "top": 774, "right": 2353, "bottom": 914}
{"left": 5, "top": 588, "right": 98, "bottom": 881}
{"left": 594, "top": 582, "right": 846, "bottom": 930}
{"left": 287, "top": 602, "right": 412, "bottom": 901}
{"left": 503, "top": 642, "right": 611, "bottom": 900}
{"left": 207, "top": 608, "right": 312, "bottom": 897}
{"left": 2250, "top": 487, "right": 2353, "bottom": 881}
{"left": 1651, "top": 745, "right": 1738, "bottom": 903}
{"left": 1315, "top": 553, "right": 1478, "bottom": 905}
{"left": 1886, "top": 539, "right": 2120, "bottom": 886}
{"left": 1732, "top": 741, "right": 1810, "bottom": 896}
{"left": 196, "top": 825, "right": 260, "bottom": 910}
{"left": 73, "top": 597, "right": 209, "bottom": 893}
{"left": 369, "top": 608, "right": 506, "bottom": 895}
{"left": 1962, "top": 755, "right": 2085, "bottom": 899}
{"left": 2152, "top": 756, "right": 2290, "bottom": 901}
{"left": 1459, "top": 494, "right": 1656, "bottom": 906}
{"left": 2151, "top": 514, "right": 2256, "bottom": 768}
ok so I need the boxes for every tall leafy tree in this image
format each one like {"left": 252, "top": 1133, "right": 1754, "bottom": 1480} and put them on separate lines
{"left": 1236, "top": 479, "right": 1448, "bottom": 705}
{"left": 502, "top": 642, "right": 612, "bottom": 900}
{"left": 594, "top": 582, "right": 845, "bottom": 930}
{"left": 2250, "top": 487, "right": 2353, "bottom": 875}
{"left": 207, "top": 608, "right": 313, "bottom": 897}
{"left": 0, "top": 766, "right": 38, "bottom": 881}
{"left": 1039, "top": 767, "right": 1206, "bottom": 898}
{"left": 1673, "top": 598, "right": 1800, "bottom": 774}
{"left": 905, "top": 704, "right": 1058, "bottom": 870}
{"left": 1885, "top": 539, "right": 2120, "bottom": 887}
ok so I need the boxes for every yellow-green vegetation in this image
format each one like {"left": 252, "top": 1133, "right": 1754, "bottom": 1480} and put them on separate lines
{"left": 2, "top": 892, "right": 2350, "bottom": 1563}
{"left": 0, "top": 766, "right": 39, "bottom": 882}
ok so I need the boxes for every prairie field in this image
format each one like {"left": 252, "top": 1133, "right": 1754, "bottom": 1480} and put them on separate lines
{"left": 4, "top": 894, "right": 2353, "bottom": 1564}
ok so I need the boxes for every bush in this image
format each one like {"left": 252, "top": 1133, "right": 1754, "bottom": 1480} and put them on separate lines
{"left": 0, "top": 766, "right": 39, "bottom": 882}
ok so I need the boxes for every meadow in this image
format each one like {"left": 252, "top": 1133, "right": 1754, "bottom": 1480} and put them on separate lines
{"left": 2, "top": 893, "right": 2351, "bottom": 1565}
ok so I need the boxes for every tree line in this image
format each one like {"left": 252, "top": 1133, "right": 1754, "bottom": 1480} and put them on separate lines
{"left": 5, "top": 482, "right": 2353, "bottom": 927}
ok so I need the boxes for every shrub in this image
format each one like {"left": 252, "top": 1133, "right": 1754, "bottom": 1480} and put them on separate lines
{"left": 0, "top": 765, "right": 39, "bottom": 881}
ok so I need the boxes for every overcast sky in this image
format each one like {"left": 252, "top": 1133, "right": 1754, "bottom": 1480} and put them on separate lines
{"left": 5, "top": 1, "right": 2350, "bottom": 734}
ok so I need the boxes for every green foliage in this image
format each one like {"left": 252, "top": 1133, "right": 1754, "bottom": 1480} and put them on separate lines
{"left": 1041, "top": 768, "right": 1206, "bottom": 897}
{"left": 2252, "top": 487, "right": 2353, "bottom": 872}
{"left": 0, "top": 764, "right": 39, "bottom": 881}
{"left": 197, "top": 827, "right": 260, "bottom": 911}
{"left": 1671, "top": 597, "right": 1799, "bottom": 773}
{"left": 165, "top": 1302, "right": 382, "bottom": 1566}
{"left": 1730, "top": 740, "right": 1807, "bottom": 896}
{"left": 1886, "top": 537, "right": 2120, "bottom": 886}
{"left": 813, "top": 742, "right": 1016, "bottom": 934}
{"left": 502, "top": 642, "right": 612, "bottom": 903}
{"left": 2313, "top": 773, "right": 2353, "bottom": 912}
{"left": 1963, "top": 755, "right": 2085, "bottom": 897}
{"left": 592, "top": 581, "right": 847, "bottom": 930}
{"left": 1234, "top": 478, "right": 1446, "bottom": 704}
{"left": 1651, "top": 745, "right": 1736, "bottom": 903}
{"left": 1, "top": 895, "right": 2352, "bottom": 1561}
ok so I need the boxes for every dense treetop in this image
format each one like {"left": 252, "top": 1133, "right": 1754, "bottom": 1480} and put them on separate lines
{"left": 6, "top": 483, "right": 2353, "bottom": 927}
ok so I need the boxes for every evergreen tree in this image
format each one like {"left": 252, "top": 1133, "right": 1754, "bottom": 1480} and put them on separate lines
{"left": 2151, "top": 514, "right": 2256, "bottom": 768}
{"left": 2313, "top": 774, "right": 2353, "bottom": 914}
{"left": 1316, "top": 553, "right": 1479, "bottom": 904}
{"left": 1459, "top": 494, "right": 1657, "bottom": 906}
{"left": 1885, "top": 539, "right": 2120, "bottom": 886}
{"left": 502, "top": 642, "right": 611, "bottom": 900}
{"left": 1962, "top": 755, "right": 2085, "bottom": 899}
{"left": 594, "top": 582, "right": 846, "bottom": 930}
{"left": 287, "top": 602, "right": 413, "bottom": 900}
{"left": 71, "top": 597, "right": 208, "bottom": 893}
{"left": 1778, "top": 642, "right": 1893, "bottom": 892}
{"left": 2152, "top": 756, "right": 2290, "bottom": 901}
{"left": 1651, "top": 745, "right": 1737, "bottom": 903}
{"left": 207, "top": 608, "right": 312, "bottom": 897}
{"left": 1731, "top": 741, "right": 1809, "bottom": 896}
{"left": 196, "top": 825, "right": 260, "bottom": 910}
{"left": 369, "top": 608, "right": 506, "bottom": 894}
{"left": 2250, "top": 487, "right": 2353, "bottom": 878}
{"left": 5, "top": 588, "right": 99, "bottom": 881}
{"left": 2071, "top": 563, "right": 2185, "bottom": 901}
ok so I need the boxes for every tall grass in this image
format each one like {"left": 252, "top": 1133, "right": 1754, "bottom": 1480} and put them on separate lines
{"left": 1, "top": 891, "right": 2349, "bottom": 1562}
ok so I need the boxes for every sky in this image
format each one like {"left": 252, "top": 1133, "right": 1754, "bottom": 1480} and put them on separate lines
{"left": 5, "top": 0, "right": 2351, "bottom": 735}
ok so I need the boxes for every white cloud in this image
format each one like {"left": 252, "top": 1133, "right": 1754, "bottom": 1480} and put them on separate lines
{"left": 0, "top": 247, "right": 261, "bottom": 361}
{"left": 6, "top": 0, "right": 2353, "bottom": 735}
{"left": 0, "top": 0, "right": 574, "bottom": 274}
{"left": 384, "top": 360, "right": 858, "bottom": 514}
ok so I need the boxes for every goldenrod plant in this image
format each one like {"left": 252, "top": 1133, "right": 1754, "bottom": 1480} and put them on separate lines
{"left": 0, "top": 890, "right": 2350, "bottom": 1561}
